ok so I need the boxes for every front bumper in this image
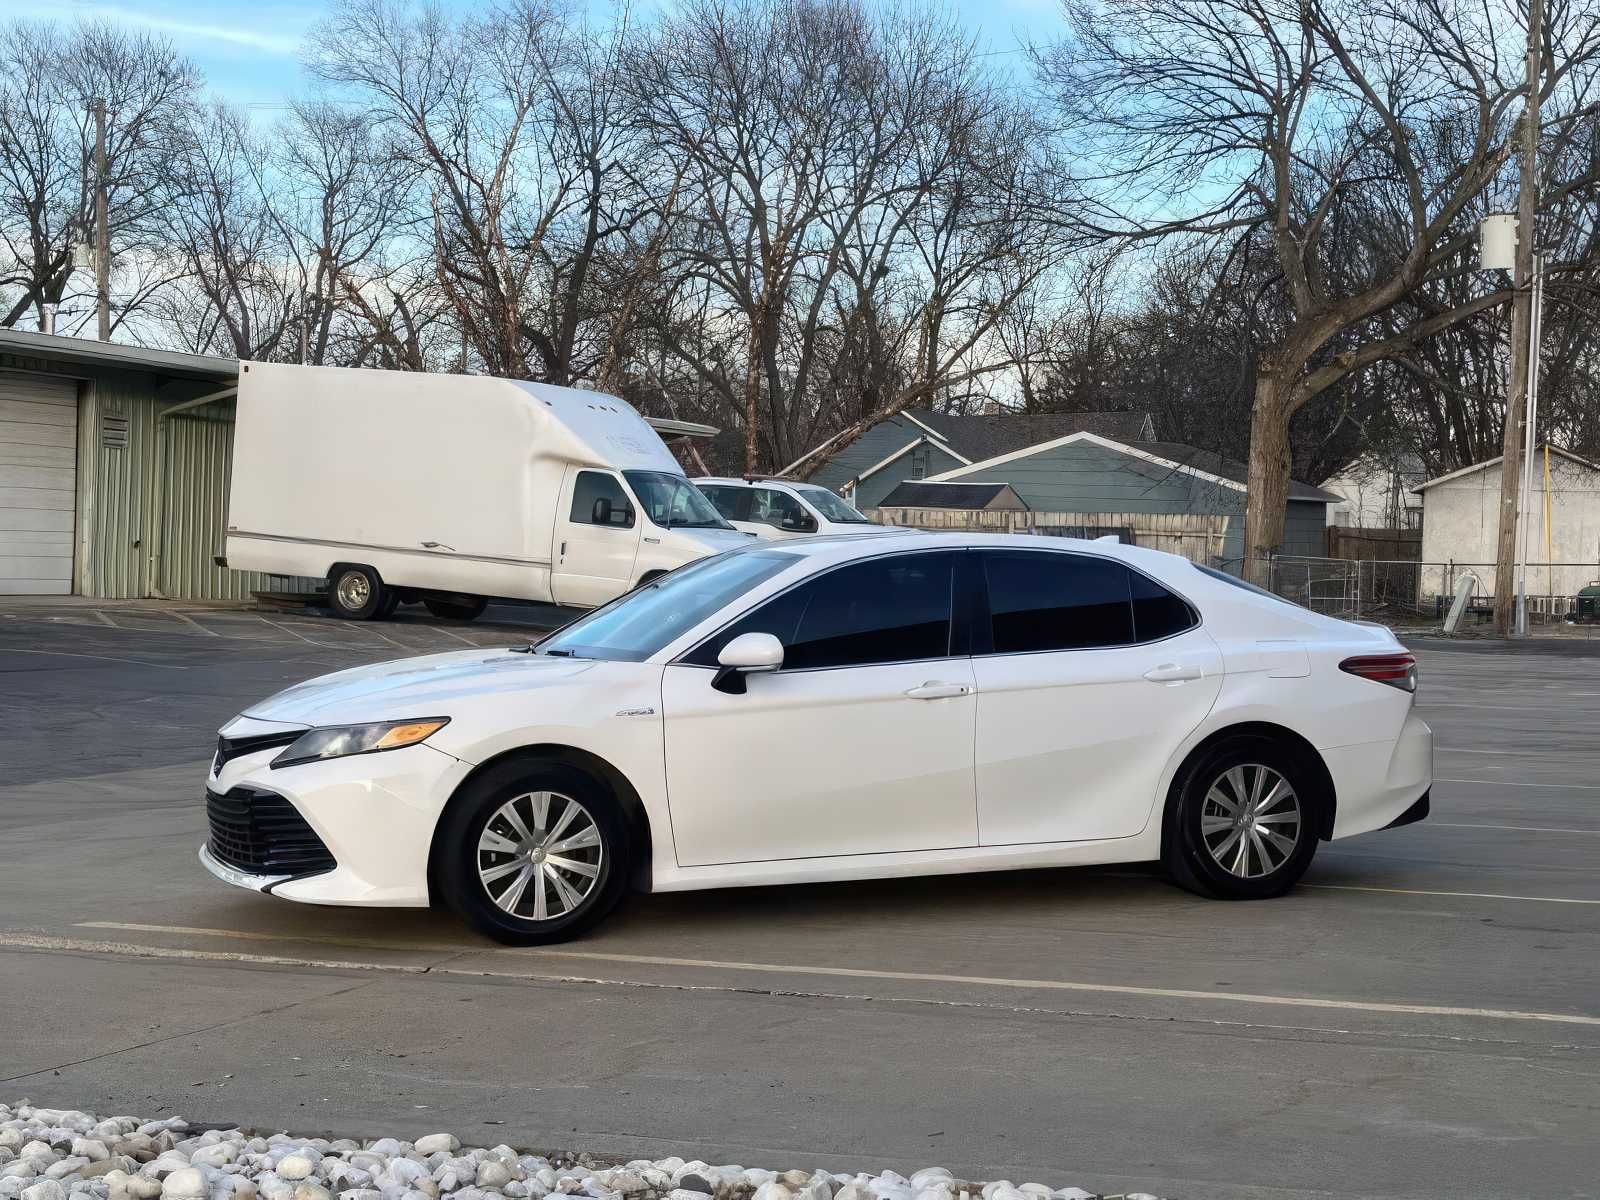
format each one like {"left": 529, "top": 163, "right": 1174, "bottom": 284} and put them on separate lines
{"left": 201, "top": 741, "right": 472, "bottom": 907}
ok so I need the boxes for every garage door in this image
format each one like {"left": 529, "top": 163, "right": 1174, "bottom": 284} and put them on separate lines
{"left": 0, "top": 371, "right": 78, "bottom": 594}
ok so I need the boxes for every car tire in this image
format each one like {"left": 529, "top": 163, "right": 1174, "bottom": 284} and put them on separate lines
{"left": 436, "top": 760, "right": 630, "bottom": 944}
{"left": 423, "top": 596, "right": 488, "bottom": 622}
{"left": 327, "top": 564, "right": 385, "bottom": 620}
{"left": 1163, "top": 736, "right": 1320, "bottom": 900}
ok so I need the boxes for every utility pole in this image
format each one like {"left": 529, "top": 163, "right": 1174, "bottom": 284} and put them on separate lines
{"left": 1492, "top": 0, "right": 1542, "bottom": 637}
{"left": 91, "top": 98, "right": 111, "bottom": 342}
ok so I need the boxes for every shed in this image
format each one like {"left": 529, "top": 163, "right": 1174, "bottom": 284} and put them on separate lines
{"left": 1415, "top": 444, "right": 1600, "bottom": 603}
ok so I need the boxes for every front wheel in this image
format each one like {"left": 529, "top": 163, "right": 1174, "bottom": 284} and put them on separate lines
{"left": 327, "top": 564, "right": 385, "bottom": 620}
{"left": 1163, "top": 738, "right": 1320, "bottom": 900}
{"left": 436, "top": 761, "right": 630, "bottom": 944}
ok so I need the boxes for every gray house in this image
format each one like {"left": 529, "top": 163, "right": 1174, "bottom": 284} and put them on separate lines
{"left": 804, "top": 411, "right": 1336, "bottom": 564}
{"left": 805, "top": 409, "right": 1156, "bottom": 510}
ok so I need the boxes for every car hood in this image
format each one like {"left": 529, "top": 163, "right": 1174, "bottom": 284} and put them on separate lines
{"left": 240, "top": 648, "right": 602, "bottom": 727}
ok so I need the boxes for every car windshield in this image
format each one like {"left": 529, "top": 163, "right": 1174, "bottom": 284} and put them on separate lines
{"left": 624, "top": 470, "right": 732, "bottom": 529}
{"left": 536, "top": 550, "right": 798, "bottom": 662}
{"left": 793, "top": 484, "right": 874, "bottom": 524}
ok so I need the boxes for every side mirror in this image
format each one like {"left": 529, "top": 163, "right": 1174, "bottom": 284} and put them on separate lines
{"left": 712, "top": 632, "right": 784, "bottom": 694}
{"left": 782, "top": 514, "right": 817, "bottom": 532}
{"left": 592, "top": 497, "right": 613, "bottom": 524}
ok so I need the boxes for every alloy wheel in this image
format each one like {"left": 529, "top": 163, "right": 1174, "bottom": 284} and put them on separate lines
{"left": 476, "top": 791, "right": 604, "bottom": 920}
{"left": 1199, "top": 763, "right": 1302, "bottom": 879}
{"left": 336, "top": 572, "right": 371, "bottom": 610}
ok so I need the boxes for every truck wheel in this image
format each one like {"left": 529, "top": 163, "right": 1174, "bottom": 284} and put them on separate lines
{"left": 423, "top": 596, "right": 488, "bottom": 622}
{"left": 327, "top": 564, "right": 385, "bottom": 620}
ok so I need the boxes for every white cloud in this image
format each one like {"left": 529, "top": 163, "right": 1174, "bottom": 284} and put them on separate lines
{"left": 12, "top": 0, "right": 304, "bottom": 56}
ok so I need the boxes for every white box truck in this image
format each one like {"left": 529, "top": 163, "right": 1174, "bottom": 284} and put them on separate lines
{"left": 224, "top": 362, "right": 751, "bottom": 619}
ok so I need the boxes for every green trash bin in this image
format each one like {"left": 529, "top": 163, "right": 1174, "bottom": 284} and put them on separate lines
{"left": 1577, "top": 582, "right": 1600, "bottom": 624}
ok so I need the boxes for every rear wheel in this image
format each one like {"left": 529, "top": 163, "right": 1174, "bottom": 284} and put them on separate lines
{"left": 436, "top": 761, "right": 629, "bottom": 944}
{"left": 1163, "top": 737, "right": 1319, "bottom": 900}
{"left": 423, "top": 596, "right": 488, "bottom": 622}
{"left": 327, "top": 564, "right": 385, "bottom": 620}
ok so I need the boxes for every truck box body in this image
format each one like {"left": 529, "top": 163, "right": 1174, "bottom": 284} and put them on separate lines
{"left": 225, "top": 363, "right": 734, "bottom": 608}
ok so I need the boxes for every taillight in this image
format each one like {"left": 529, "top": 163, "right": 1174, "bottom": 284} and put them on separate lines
{"left": 1340, "top": 653, "right": 1417, "bottom": 693}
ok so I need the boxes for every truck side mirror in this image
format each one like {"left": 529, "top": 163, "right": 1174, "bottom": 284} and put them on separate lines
{"left": 712, "top": 632, "right": 784, "bottom": 695}
{"left": 592, "top": 497, "right": 613, "bottom": 525}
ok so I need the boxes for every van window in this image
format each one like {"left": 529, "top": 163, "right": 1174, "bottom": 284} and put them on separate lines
{"left": 698, "top": 485, "right": 750, "bottom": 522}
{"left": 752, "top": 488, "right": 817, "bottom": 533}
{"left": 571, "top": 471, "right": 634, "bottom": 528}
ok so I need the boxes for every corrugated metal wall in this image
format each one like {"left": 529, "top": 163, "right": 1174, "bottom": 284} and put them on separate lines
{"left": 157, "top": 408, "right": 312, "bottom": 599}
{"left": 84, "top": 370, "right": 158, "bottom": 598}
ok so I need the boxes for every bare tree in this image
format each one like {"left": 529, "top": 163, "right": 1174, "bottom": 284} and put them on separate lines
{"left": 0, "top": 20, "right": 197, "bottom": 331}
{"left": 1037, "top": 0, "right": 1600, "bottom": 579}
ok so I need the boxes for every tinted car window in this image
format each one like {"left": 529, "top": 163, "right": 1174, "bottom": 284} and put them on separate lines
{"left": 699, "top": 485, "right": 750, "bottom": 521}
{"left": 982, "top": 551, "right": 1134, "bottom": 651}
{"left": 1130, "top": 571, "right": 1197, "bottom": 641}
{"left": 570, "top": 471, "right": 633, "bottom": 527}
{"left": 687, "top": 552, "right": 955, "bottom": 669}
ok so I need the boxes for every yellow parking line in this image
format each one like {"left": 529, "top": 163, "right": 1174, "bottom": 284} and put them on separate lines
{"left": 64, "top": 921, "right": 1600, "bottom": 1028}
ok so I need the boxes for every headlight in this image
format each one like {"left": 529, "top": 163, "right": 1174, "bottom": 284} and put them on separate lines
{"left": 271, "top": 718, "right": 450, "bottom": 769}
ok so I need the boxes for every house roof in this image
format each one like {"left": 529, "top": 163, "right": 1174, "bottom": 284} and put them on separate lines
{"left": 902, "top": 409, "right": 1155, "bottom": 463}
{"left": 1414, "top": 444, "right": 1600, "bottom": 492}
{"left": 1126, "top": 441, "right": 1343, "bottom": 504}
{"left": 877, "top": 481, "right": 1030, "bottom": 510}
{"left": 924, "top": 429, "right": 1340, "bottom": 504}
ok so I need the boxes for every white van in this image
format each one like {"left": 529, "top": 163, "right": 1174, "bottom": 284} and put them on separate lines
{"left": 224, "top": 363, "right": 750, "bottom": 619}
{"left": 693, "top": 476, "right": 901, "bottom": 540}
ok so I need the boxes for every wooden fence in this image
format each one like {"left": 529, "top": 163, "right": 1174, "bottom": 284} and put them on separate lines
{"left": 870, "top": 508, "right": 1232, "bottom": 564}
{"left": 1325, "top": 524, "right": 1422, "bottom": 561}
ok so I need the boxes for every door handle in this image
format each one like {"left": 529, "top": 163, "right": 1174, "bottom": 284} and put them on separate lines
{"left": 905, "top": 682, "right": 970, "bottom": 700}
{"left": 1144, "top": 662, "right": 1202, "bottom": 683}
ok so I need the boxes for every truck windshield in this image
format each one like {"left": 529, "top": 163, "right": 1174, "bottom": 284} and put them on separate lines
{"left": 793, "top": 484, "right": 874, "bottom": 524}
{"left": 536, "top": 550, "right": 797, "bottom": 662}
{"left": 624, "top": 470, "right": 732, "bottom": 529}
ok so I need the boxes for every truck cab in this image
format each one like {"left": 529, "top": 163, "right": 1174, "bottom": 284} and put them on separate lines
{"left": 551, "top": 467, "right": 752, "bottom": 607}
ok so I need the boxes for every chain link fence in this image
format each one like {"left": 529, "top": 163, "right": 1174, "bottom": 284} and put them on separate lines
{"left": 1250, "top": 556, "right": 1600, "bottom": 624}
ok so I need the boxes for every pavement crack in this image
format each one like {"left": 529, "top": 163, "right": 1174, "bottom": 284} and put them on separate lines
{"left": 0, "top": 978, "right": 378, "bottom": 1084}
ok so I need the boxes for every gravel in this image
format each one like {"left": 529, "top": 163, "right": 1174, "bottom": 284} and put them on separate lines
{"left": 0, "top": 1104, "right": 1161, "bottom": 1200}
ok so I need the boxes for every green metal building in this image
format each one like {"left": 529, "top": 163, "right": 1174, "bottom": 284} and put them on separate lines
{"left": 0, "top": 327, "right": 282, "bottom": 600}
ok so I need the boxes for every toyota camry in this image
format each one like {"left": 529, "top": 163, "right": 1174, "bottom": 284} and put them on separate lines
{"left": 202, "top": 532, "right": 1432, "bottom": 943}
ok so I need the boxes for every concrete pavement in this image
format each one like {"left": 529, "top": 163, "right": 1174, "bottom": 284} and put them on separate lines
{"left": 1, "top": 610, "right": 1597, "bottom": 1199}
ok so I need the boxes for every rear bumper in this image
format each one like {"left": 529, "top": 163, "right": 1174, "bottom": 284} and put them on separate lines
{"left": 1382, "top": 789, "right": 1430, "bottom": 830}
{"left": 1323, "top": 710, "right": 1433, "bottom": 838}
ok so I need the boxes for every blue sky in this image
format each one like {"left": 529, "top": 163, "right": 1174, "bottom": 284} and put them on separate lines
{"left": 13, "top": 0, "right": 1060, "bottom": 108}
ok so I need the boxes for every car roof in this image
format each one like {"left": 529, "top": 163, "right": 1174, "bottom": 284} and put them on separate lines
{"left": 750, "top": 527, "right": 1163, "bottom": 565}
{"left": 695, "top": 477, "right": 798, "bottom": 489}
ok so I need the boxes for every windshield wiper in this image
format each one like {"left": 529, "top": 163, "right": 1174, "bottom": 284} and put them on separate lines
{"left": 541, "top": 647, "right": 574, "bottom": 657}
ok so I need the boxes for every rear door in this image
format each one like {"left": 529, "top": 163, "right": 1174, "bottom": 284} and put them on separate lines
{"left": 971, "top": 549, "right": 1222, "bottom": 844}
{"left": 550, "top": 467, "right": 642, "bottom": 606}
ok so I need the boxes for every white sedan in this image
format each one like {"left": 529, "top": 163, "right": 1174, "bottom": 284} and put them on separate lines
{"left": 201, "top": 533, "right": 1432, "bottom": 943}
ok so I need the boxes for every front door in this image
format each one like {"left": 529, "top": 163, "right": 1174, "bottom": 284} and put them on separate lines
{"left": 970, "top": 548, "right": 1223, "bottom": 845}
{"left": 551, "top": 468, "right": 642, "bottom": 607}
{"left": 661, "top": 550, "right": 978, "bottom": 866}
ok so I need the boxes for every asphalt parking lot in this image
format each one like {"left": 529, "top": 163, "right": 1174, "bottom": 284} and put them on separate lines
{"left": 1, "top": 603, "right": 1597, "bottom": 1200}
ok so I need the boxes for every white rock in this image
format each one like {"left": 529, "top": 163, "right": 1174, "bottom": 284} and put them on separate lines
{"left": 273, "top": 1165, "right": 311, "bottom": 1187}
{"left": 752, "top": 1185, "right": 792, "bottom": 1200}
{"left": 0, "top": 1138, "right": 23, "bottom": 1155}
{"left": 472, "top": 1166, "right": 511, "bottom": 1192}
{"left": 338, "top": 1191, "right": 381, "bottom": 1200}
{"left": 69, "top": 1149, "right": 107, "bottom": 1168}
{"left": 664, "top": 1192, "right": 711, "bottom": 1200}
{"left": 2, "top": 1172, "right": 36, "bottom": 1186}
{"left": 23, "top": 1182, "right": 69, "bottom": 1200}
{"left": 45, "top": 1163, "right": 89, "bottom": 1183}
{"left": 1016, "top": 1188, "right": 1051, "bottom": 1199}
{"left": 161, "top": 1171, "right": 207, "bottom": 1200}
{"left": 409, "top": 1143, "right": 455, "bottom": 1162}
{"left": 293, "top": 1187, "right": 331, "bottom": 1200}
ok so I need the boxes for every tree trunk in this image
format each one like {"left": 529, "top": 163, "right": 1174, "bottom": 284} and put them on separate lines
{"left": 742, "top": 308, "right": 764, "bottom": 473}
{"left": 1242, "top": 368, "right": 1293, "bottom": 587}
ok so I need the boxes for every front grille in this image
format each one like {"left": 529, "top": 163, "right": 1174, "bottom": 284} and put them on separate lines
{"left": 207, "top": 787, "right": 336, "bottom": 876}
{"left": 214, "top": 729, "right": 303, "bottom": 773}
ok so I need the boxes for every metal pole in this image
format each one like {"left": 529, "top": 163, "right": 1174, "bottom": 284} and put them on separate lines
{"left": 1515, "top": 256, "right": 1545, "bottom": 634}
{"left": 92, "top": 98, "right": 110, "bottom": 342}
{"left": 1492, "top": 0, "right": 1542, "bottom": 636}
